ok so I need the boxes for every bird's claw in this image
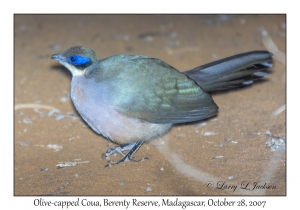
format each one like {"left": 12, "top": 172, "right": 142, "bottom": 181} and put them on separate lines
{"left": 102, "top": 146, "right": 127, "bottom": 160}
{"left": 103, "top": 141, "right": 146, "bottom": 167}
{"left": 105, "top": 156, "right": 148, "bottom": 167}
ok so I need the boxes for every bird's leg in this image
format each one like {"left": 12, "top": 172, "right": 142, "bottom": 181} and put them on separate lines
{"left": 104, "top": 141, "right": 148, "bottom": 167}
{"left": 102, "top": 142, "right": 137, "bottom": 159}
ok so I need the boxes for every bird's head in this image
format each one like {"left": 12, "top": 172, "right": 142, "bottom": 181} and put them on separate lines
{"left": 51, "top": 46, "right": 97, "bottom": 76}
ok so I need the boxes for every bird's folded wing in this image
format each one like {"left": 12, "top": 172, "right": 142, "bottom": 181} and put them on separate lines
{"left": 111, "top": 56, "right": 219, "bottom": 124}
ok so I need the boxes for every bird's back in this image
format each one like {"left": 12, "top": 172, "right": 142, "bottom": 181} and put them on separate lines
{"left": 85, "top": 54, "right": 219, "bottom": 124}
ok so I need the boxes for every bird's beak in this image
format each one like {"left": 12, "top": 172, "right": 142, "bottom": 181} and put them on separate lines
{"left": 51, "top": 54, "right": 61, "bottom": 60}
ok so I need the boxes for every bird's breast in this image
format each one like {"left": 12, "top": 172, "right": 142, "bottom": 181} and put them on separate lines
{"left": 70, "top": 76, "right": 171, "bottom": 144}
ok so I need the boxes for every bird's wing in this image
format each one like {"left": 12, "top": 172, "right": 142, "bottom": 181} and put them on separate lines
{"left": 104, "top": 55, "right": 219, "bottom": 124}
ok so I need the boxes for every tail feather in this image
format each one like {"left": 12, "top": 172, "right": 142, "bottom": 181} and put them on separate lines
{"left": 184, "top": 51, "right": 273, "bottom": 92}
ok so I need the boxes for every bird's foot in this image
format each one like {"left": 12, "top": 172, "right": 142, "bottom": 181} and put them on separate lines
{"left": 103, "top": 141, "right": 147, "bottom": 167}
{"left": 105, "top": 155, "right": 148, "bottom": 167}
{"left": 102, "top": 142, "right": 136, "bottom": 160}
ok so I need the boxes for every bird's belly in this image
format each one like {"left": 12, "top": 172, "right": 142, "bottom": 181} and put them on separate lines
{"left": 71, "top": 83, "right": 171, "bottom": 144}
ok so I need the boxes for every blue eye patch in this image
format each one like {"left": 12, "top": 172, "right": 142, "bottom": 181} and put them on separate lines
{"left": 67, "top": 55, "right": 91, "bottom": 66}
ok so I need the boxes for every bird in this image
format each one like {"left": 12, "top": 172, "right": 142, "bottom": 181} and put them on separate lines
{"left": 51, "top": 46, "right": 273, "bottom": 167}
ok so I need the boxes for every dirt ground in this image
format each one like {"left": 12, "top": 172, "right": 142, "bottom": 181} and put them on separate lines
{"left": 14, "top": 15, "right": 286, "bottom": 196}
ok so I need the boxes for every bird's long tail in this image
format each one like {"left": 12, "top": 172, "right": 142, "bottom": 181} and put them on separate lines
{"left": 184, "top": 51, "right": 273, "bottom": 92}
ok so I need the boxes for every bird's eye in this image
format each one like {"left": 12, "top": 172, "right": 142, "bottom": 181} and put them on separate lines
{"left": 70, "top": 56, "right": 77, "bottom": 62}
{"left": 67, "top": 55, "right": 91, "bottom": 66}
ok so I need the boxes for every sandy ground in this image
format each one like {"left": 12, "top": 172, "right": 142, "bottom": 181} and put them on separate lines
{"left": 14, "top": 15, "right": 286, "bottom": 196}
